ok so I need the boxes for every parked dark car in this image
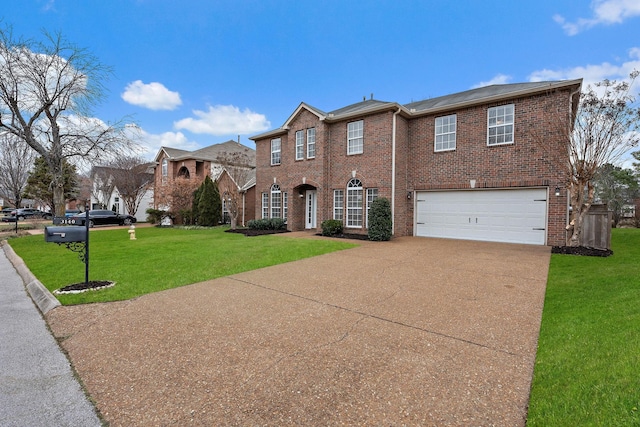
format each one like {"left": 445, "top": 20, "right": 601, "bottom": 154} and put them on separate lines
{"left": 69, "top": 210, "right": 136, "bottom": 227}
{"left": 1, "top": 208, "right": 53, "bottom": 222}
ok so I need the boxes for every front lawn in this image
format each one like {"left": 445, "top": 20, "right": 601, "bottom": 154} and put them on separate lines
{"left": 527, "top": 228, "right": 640, "bottom": 426}
{"left": 8, "top": 226, "right": 356, "bottom": 305}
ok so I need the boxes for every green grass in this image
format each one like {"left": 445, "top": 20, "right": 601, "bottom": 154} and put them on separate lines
{"left": 527, "top": 228, "right": 640, "bottom": 426}
{"left": 8, "top": 226, "right": 356, "bottom": 305}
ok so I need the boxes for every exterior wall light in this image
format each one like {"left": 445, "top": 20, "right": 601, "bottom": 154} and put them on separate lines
{"left": 555, "top": 187, "right": 561, "bottom": 197}
{"left": 407, "top": 191, "right": 412, "bottom": 200}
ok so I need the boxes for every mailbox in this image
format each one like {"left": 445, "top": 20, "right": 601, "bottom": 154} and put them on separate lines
{"left": 44, "top": 226, "right": 87, "bottom": 243}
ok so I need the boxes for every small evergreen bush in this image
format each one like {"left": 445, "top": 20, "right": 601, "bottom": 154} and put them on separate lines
{"left": 321, "top": 219, "right": 343, "bottom": 236}
{"left": 367, "top": 197, "right": 392, "bottom": 241}
{"left": 248, "top": 218, "right": 287, "bottom": 230}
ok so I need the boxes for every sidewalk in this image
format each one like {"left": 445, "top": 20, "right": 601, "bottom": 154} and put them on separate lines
{"left": 0, "top": 243, "right": 101, "bottom": 427}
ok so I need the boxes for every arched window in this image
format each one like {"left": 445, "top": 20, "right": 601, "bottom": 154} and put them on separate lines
{"left": 177, "top": 166, "right": 190, "bottom": 179}
{"left": 270, "top": 184, "right": 281, "bottom": 218}
{"left": 346, "top": 179, "right": 363, "bottom": 227}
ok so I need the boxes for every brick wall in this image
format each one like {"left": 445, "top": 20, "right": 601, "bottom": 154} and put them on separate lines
{"left": 254, "top": 109, "right": 327, "bottom": 230}
{"left": 406, "top": 89, "right": 571, "bottom": 245}
{"left": 254, "top": 87, "right": 573, "bottom": 245}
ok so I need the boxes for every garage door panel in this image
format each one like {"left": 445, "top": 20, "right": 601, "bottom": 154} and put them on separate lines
{"left": 415, "top": 189, "right": 547, "bottom": 245}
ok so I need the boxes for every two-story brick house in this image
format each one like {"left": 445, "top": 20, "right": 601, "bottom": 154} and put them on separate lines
{"left": 250, "top": 79, "right": 582, "bottom": 246}
{"left": 153, "top": 140, "right": 256, "bottom": 225}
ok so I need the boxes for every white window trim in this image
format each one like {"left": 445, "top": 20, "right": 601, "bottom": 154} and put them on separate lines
{"left": 282, "top": 192, "right": 288, "bottom": 222}
{"left": 487, "top": 104, "right": 515, "bottom": 146}
{"left": 333, "top": 189, "right": 344, "bottom": 221}
{"left": 161, "top": 158, "right": 168, "bottom": 176}
{"left": 295, "top": 131, "right": 304, "bottom": 160}
{"left": 270, "top": 184, "right": 281, "bottom": 218}
{"left": 261, "top": 193, "right": 269, "bottom": 219}
{"left": 347, "top": 120, "right": 364, "bottom": 155}
{"left": 365, "top": 188, "right": 378, "bottom": 228}
{"left": 307, "top": 128, "right": 316, "bottom": 159}
{"left": 434, "top": 114, "right": 456, "bottom": 152}
{"left": 346, "top": 178, "right": 363, "bottom": 228}
{"left": 271, "top": 138, "right": 281, "bottom": 165}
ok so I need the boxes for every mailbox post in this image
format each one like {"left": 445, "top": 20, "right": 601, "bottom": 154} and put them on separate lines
{"left": 47, "top": 205, "right": 91, "bottom": 285}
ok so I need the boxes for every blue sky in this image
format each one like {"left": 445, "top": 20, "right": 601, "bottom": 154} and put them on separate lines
{"left": 4, "top": 0, "right": 640, "bottom": 160}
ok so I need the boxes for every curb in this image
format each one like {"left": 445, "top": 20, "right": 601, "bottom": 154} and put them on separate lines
{"left": 1, "top": 241, "right": 61, "bottom": 314}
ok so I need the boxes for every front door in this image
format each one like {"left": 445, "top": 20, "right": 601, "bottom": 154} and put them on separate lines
{"left": 305, "top": 190, "right": 317, "bottom": 229}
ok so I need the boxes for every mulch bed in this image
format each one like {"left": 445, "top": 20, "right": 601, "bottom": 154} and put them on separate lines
{"left": 315, "top": 232, "right": 371, "bottom": 241}
{"left": 225, "top": 228, "right": 291, "bottom": 237}
{"left": 551, "top": 246, "right": 613, "bottom": 257}
{"left": 54, "top": 280, "right": 115, "bottom": 294}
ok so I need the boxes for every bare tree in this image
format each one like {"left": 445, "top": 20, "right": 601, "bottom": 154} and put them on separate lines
{"left": 565, "top": 72, "right": 640, "bottom": 245}
{"left": 155, "top": 177, "right": 199, "bottom": 224}
{"left": 109, "top": 156, "right": 153, "bottom": 217}
{"left": 216, "top": 153, "right": 255, "bottom": 229}
{"left": 0, "top": 27, "right": 134, "bottom": 216}
{"left": 0, "top": 132, "right": 36, "bottom": 208}
{"left": 75, "top": 174, "right": 93, "bottom": 209}
{"left": 90, "top": 166, "right": 116, "bottom": 209}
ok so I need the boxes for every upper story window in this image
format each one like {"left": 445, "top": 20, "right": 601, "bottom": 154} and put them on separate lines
{"left": 271, "top": 138, "right": 281, "bottom": 165}
{"left": 161, "top": 159, "right": 168, "bottom": 177}
{"left": 435, "top": 114, "right": 456, "bottom": 152}
{"left": 295, "top": 131, "right": 304, "bottom": 160}
{"left": 307, "top": 128, "right": 316, "bottom": 158}
{"left": 347, "top": 120, "right": 364, "bottom": 155}
{"left": 487, "top": 104, "right": 514, "bottom": 146}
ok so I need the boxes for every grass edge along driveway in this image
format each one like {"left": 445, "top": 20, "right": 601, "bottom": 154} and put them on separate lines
{"left": 527, "top": 228, "right": 640, "bottom": 426}
{"left": 8, "top": 227, "right": 357, "bottom": 305}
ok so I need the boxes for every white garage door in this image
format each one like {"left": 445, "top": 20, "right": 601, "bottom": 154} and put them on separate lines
{"left": 415, "top": 188, "right": 547, "bottom": 245}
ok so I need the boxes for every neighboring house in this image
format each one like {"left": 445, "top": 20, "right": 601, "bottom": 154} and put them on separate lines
{"left": 217, "top": 168, "right": 256, "bottom": 227}
{"left": 250, "top": 79, "right": 583, "bottom": 246}
{"left": 152, "top": 140, "right": 256, "bottom": 223}
{"left": 91, "top": 165, "right": 154, "bottom": 222}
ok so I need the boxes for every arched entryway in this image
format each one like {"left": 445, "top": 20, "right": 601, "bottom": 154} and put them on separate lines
{"left": 294, "top": 183, "right": 317, "bottom": 230}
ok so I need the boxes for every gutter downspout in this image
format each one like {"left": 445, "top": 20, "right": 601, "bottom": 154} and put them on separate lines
{"left": 391, "top": 107, "right": 402, "bottom": 236}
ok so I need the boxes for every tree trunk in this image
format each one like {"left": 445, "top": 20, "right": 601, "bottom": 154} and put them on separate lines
{"left": 53, "top": 184, "right": 65, "bottom": 217}
{"left": 567, "top": 179, "right": 595, "bottom": 247}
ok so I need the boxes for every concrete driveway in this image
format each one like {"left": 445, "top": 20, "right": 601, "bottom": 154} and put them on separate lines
{"left": 46, "top": 235, "right": 551, "bottom": 426}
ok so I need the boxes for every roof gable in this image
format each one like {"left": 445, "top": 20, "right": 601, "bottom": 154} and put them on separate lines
{"left": 153, "top": 146, "right": 190, "bottom": 163}
{"left": 155, "top": 140, "right": 256, "bottom": 167}
{"left": 283, "top": 102, "right": 326, "bottom": 128}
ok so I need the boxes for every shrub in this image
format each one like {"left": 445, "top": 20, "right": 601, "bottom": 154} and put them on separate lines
{"left": 367, "top": 197, "right": 392, "bottom": 241}
{"left": 248, "top": 218, "right": 286, "bottom": 230}
{"left": 146, "top": 208, "right": 167, "bottom": 225}
{"left": 321, "top": 219, "right": 343, "bottom": 236}
{"left": 197, "top": 176, "right": 221, "bottom": 226}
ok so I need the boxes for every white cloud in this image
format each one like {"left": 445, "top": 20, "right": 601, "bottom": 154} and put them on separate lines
{"left": 472, "top": 74, "right": 513, "bottom": 89}
{"left": 121, "top": 80, "right": 182, "bottom": 110}
{"left": 528, "top": 47, "right": 640, "bottom": 93}
{"left": 554, "top": 0, "right": 640, "bottom": 35}
{"left": 127, "top": 125, "right": 201, "bottom": 158}
{"left": 174, "top": 105, "right": 270, "bottom": 136}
